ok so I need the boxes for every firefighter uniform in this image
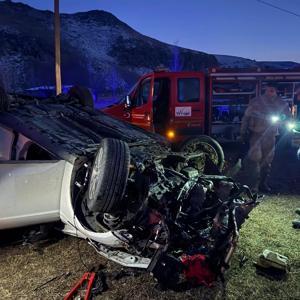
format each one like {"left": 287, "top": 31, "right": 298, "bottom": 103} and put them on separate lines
{"left": 293, "top": 87, "right": 300, "bottom": 120}
{"left": 240, "top": 93, "right": 290, "bottom": 192}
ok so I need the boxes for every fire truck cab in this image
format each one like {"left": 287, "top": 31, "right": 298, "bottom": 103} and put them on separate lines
{"left": 104, "top": 71, "right": 207, "bottom": 138}
{"left": 104, "top": 70, "right": 225, "bottom": 170}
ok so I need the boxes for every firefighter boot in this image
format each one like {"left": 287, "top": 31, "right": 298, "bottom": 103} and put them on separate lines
{"left": 259, "top": 165, "right": 272, "bottom": 193}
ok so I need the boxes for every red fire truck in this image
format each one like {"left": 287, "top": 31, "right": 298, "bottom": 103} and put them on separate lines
{"left": 102, "top": 68, "right": 300, "bottom": 170}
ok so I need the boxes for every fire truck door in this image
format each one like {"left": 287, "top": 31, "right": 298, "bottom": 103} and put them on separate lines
{"left": 129, "top": 76, "right": 154, "bottom": 131}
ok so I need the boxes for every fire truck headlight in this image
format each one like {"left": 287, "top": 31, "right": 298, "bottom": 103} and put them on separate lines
{"left": 270, "top": 115, "right": 280, "bottom": 123}
{"left": 166, "top": 130, "right": 175, "bottom": 139}
{"left": 286, "top": 122, "right": 296, "bottom": 131}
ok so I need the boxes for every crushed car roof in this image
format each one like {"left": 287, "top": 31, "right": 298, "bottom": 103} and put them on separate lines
{"left": 0, "top": 94, "right": 167, "bottom": 164}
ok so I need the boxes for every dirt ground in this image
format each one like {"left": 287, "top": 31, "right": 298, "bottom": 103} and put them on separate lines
{"left": 0, "top": 195, "right": 299, "bottom": 300}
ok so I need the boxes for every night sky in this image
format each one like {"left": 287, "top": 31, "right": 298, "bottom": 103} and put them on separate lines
{"left": 11, "top": 0, "right": 300, "bottom": 62}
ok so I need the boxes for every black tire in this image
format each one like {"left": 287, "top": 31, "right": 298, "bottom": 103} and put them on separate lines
{"left": 68, "top": 85, "right": 94, "bottom": 109}
{"left": 87, "top": 138, "right": 130, "bottom": 213}
{"left": 0, "top": 86, "right": 9, "bottom": 112}
{"left": 180, "top": 135, "right": 225, "bottom": 172}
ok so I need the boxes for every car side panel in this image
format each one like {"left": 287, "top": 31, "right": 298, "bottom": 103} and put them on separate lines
{"left": 0, "top": 160, "right": 67, "bottom": 229}
{"left": 59, "top": 161, "right": 79, "bottom": 229}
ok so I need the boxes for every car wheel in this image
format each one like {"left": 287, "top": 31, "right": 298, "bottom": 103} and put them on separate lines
{"left": 68, "top": 85, "right": 95, "bottom": 109}
{"left": 87, "top": 138, "right": 130, "bottom": 213}
{"left": 0, "top": 86, "right": 9, "bottom": 112}
{"left": 180, "top": 135, "right": 225, "bottom": 172}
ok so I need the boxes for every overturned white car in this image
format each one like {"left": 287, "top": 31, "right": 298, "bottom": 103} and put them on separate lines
{"left": 0, "top": 89, "right": 258, "bottom": 287}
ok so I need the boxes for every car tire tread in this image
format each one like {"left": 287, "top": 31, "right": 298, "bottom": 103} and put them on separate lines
{"left": 87, "top": 138, "right": 130, "bottom": 213}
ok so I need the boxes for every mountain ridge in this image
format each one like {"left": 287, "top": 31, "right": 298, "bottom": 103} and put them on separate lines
{"left": 0, "top": 1, "right": 217, "bottom": 94}
{"left": 0, "top": 1, "right": 299, "bottom": 95}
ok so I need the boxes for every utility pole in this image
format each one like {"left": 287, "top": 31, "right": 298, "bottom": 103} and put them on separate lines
{"left": 54, "top": 0, "right": 62, "bottom": 95}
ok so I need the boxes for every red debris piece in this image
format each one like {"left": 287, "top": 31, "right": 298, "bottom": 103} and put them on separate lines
{"left": 64, "top": 272, "right": 96, "bottom": 300}
{"left": 181, "top": 254, "right": 216, "bottom": 287}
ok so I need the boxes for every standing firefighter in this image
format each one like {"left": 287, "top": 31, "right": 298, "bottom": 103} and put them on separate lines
{"left": 293, "top": 86, "right": 300, "bottom": 120}
{"left": 240, "top": 83, "right": 290, "bottom": 193}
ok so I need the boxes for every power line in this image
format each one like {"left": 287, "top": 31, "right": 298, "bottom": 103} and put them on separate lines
{"left": 256, "top": 0, "right": 300, "bottom": 19}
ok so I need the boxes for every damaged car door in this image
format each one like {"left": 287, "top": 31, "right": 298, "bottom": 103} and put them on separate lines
{"left": 0, "top": 124, "right": 65, "bottom": 229}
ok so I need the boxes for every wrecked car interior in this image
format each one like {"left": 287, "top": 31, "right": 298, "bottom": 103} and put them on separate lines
{"left": 0, "top": 92, "right": 259, "bottom": 288}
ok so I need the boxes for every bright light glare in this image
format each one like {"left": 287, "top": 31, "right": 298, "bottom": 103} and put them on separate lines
{"left": 287, "top": 122, "right": 296, "bottom": 130}
{"left": 270, "top": 115, "right": 280, "bottom": 123}
{"left": 166, "top": 130, "right": 175, "bottom": 139}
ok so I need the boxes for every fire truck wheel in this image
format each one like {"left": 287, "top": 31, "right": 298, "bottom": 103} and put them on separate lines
{"left": 68, "top": 85, "right": 95, "bottom": 109}
{"left": 180, "top": 136, "right": 225, "bottom": 172}
{"left": 0, "top": 86, "right": 9, "bottom": 112}
{"left": 86, "top": 138, "right": 130, "bottom": 213}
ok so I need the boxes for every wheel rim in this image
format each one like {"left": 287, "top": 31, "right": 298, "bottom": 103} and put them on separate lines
{"left": 183, "top": 140, "right": 219, "bottom": 167}
{"left": 88, "top": 147, "right": 103, "bottom": 200}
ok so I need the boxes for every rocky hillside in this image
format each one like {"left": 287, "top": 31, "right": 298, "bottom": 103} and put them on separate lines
{"left": 0, "top": 1, "right": 217, "bottom": 94}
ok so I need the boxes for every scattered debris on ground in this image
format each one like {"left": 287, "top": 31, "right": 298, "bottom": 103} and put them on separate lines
{"left": 0, "top": 195, "right": 299, "bottom": 299}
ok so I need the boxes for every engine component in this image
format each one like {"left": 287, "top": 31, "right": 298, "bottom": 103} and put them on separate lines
{"left": 103, "top": 213, "right": 121, "bottom": 229}
{"left": 150, "top": 253, "right": 183, "bottom": 288}
{"left": 181, "top": 167, "right": 199, "bottom": 179}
